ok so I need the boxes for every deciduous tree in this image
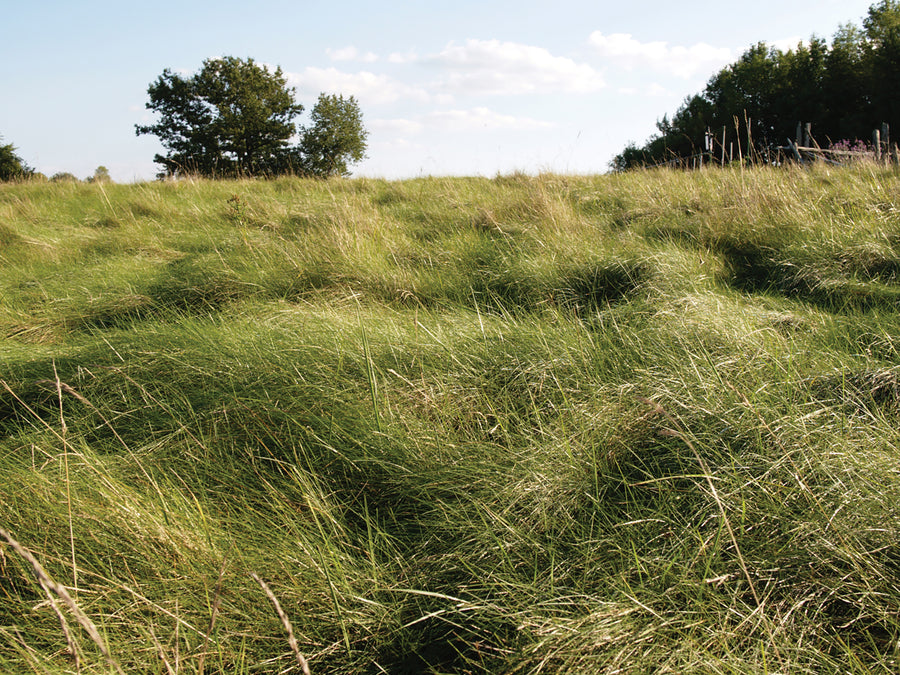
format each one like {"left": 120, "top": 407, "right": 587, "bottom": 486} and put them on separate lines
{"left": 88, "top": 166, "right": 112, "bottom": 183}
{"left": 136, "top": 57, "right": 304, "bottom": 177}
{"left": 0, "top": 137, "right": 32, "bottom": 181}
{"left": 864, "top": 1, "right": 900, "bottom": 126}
{"left": 299, "top": 94, "right": 368, "bottom": 178}
{"left": 136, "top": 57, "right": 369, "bottom": 179}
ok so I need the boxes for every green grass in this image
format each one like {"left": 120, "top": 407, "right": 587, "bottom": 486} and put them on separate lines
{"left": 1, "top": 165, "right": 900, "bottom": 673}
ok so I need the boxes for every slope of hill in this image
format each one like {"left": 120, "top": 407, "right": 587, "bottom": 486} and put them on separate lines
{"left": 1, "top": 166, "right": 899, "bottom": 673}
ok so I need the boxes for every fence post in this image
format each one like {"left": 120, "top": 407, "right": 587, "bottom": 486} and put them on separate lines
{"left": 882, "top": 124, "right": 892, "bottom": 164}
{"left": 704, "top": 128, "right": 712, "bottom": 167}
{"left": 874, "top": 129, "right": 882, "bottom": 162}
{"left": 721, "top": 127, "right": 726, "bottom": 166}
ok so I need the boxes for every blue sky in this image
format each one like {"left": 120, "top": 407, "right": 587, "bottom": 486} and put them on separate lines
{"left": 1, "top": 0, "right": 879, "bottom": 182}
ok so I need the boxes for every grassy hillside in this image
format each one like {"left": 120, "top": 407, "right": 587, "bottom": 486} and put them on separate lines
{"left": 1, "top": 166, "right": 899, "bottom": 673}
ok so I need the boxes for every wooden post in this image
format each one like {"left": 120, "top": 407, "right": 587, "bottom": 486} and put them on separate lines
{"left": 721, "top": 127, "right": 726, "bottom": 166}
{"left": 704, "top": 128, "right": 711, "bottom": 167}
{"left": 874, "top": 129, "right": 882, "bottom": 162}
{"left": 746, "top": 113, "right": 754, "bottom": 164}
{"left": 796, "top": 122, "right": 802, "bottom": 146}
{"left": 804, "top": 123, "right": 812, "bottom": 148}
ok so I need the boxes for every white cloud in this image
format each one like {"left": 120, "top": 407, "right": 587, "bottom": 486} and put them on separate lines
{"left": 286, "top": 67, "right": 431, "bottom": 104}
{"left": 327, "top": 46, "right": 378, "bottom": 63}
{"left": 616, "top": 83, "right": 672, "bottom": 97}
{"left": 388, "top": 50, "right": 419, "bottom": 64}
{"left": 427, "top": 39, "right": 605, "bottom": 95}
{"left": 770, "top": 36, "right": 807, "bottom": 53}
{"left": 370, "top": 118, "right": 425, "bottom": 135}
{"left": 424, "top": 107, "right": 555, "bottom": 132}
{"left": 645, "top": 83, "right": 672, "bottom": 97}
{"left": 589, "top": 32, "right": 734, "bottom": 79}
{"left": 370, "top": 109, "right": 554, "bottom": 136}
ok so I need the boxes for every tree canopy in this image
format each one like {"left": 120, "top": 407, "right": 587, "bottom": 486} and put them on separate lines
{"left": 136, "top": 57, "right": 367, "bottom": 178}
{"left": 0, "top": 137, "right": 32, "bottom": 181}
{"left": 88, "top": 166, "right": 112, "bottom": 183}
{"left": 613, "top": 1, "right": 900, "bottom": 170}
{"left": 299, "top": 94, "right": 368, "bottom": 178}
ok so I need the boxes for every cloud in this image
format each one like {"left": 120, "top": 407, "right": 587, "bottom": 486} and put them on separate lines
{"left": 370, "top": 109, "right": 554, "bottom": 136}
{"left": 770, "top": 36, "right": 807, "bottom": 53}
{"left": 426, "top": 39, "right": 605, "bottom": 95}
{"left": 645, "top": 83, "right": 672, "bottom": 97}
{"left": 424, "top": 107, "right": 555, "bottom": 132}
{"left": 589, "top": 32, "right": 734, "bottom": 79}
{"left": 617, "top": 83, "right": 673, "bottom": 97}
{"left": 327, "top": 46, "right": 378, "bottom": 63}
{"left": 370, "top": 118, "right": 425, "bottom": 135}
{"left": 388, "top": 50, "right": 419, "bottom": 64}
{"left": 286, "top": 67, "right": 431, "bottom": 104}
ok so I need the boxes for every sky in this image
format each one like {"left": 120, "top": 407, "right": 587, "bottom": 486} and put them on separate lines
{"left": 1, "top": 0, "right": 881, "bottom": 182}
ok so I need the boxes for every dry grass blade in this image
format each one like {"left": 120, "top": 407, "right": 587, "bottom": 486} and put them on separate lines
{"left": 0, "top": 525, "right": 125, "bottom": 675}
{"left": 251, "top": 572, "right": 312, "bottom": 675}
{"left": 197, "top": 557, "right": 228, "bottom": 675}
{"left": 148, "top": 626, "right": 177, "bottom": 675}
{"left": 33, "top": 573, "right": 81, "bottom": 669}
{"left": 53, "top": 364, "right": 79, "bottom": 601}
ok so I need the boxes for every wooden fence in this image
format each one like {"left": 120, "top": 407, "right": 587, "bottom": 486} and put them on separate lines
{"left": 777, "top": 122, "right": 899, "bottom": 166}
{"left": 627, "top": 119, "right": 899, "bottom": 170}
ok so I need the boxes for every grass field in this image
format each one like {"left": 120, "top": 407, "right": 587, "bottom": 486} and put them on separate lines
{"left": 1, "top": 165, "right": 899, "bottom": 673}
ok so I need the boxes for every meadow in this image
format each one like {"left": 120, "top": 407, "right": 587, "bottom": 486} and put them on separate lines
{"left": 1, "top": 165, "right": 899, "bottom": 673}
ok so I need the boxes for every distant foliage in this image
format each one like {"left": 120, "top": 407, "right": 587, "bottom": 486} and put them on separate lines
{"left": 299, "top": 94, "right": 368, "bottom": 178}
{"left": 0, "top": 136, "right": 32, "bottom": 181}
{"left": 50, "top": 172, "right": 80, "bottom": 183}
{"left": 613, "top": 1, "right": 900, "bottom": 169}
{"left": 88, "top": 166, "right": 112, "bottom": 183}
{"left": 136, "top": 56, "right": 368, "bottom": 179}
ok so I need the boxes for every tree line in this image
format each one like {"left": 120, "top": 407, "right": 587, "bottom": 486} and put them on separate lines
{"left": 0, "top": 150, "right": 114, "bottom": 183}
{"left": 612, "top": 0, "right": 900, "bottom": 170}
{"left": 1, "top": 56, "right": 368, "bottom": 182}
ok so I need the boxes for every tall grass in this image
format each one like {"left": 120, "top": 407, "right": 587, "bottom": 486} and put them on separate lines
{"left": 1, "top": 165, "right": 899, "bottom": 672}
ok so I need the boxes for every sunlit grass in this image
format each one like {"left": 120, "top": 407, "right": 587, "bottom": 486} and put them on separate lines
{"left": 1, "top": 165, "right": 899, "bottom": 672}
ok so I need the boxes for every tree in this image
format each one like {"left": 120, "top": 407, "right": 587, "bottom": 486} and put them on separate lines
{"left": 823, "top": 24, "right": 869, "bottom": 138}
{"left": 864, "top": 1, "right": 900, "bottom": 128}
{"left": 612, "top": 1, "right": 900, "bottom": 170}
{"left": 0, "top": 137, "right": 32, "bottom": 181}
{"left": 136, "top": 57, "right": 304, "bottom": 177}
{"left": 88, "top": 166, "right": 112, "bottom": 183}
{"left": 299, "top": 94, "right": 368, "bottom": 177}
{"left": 50, "top": 172, "right": 79, "bottom": 183}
